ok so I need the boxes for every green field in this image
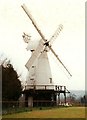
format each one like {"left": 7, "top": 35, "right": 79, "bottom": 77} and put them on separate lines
{"left": 2, "top": 107, "right": 86, "bottom": 118}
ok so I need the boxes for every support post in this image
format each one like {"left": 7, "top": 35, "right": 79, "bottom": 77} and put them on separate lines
{"left": 56, "top": 93, "right": 59, "bottom": 106}
{"left": 28, "top": 96, "right": 33, "bottom": 108}
{"left": 64, "top": 92, "right": 66, "bottom": 105}
{"left": 64, "top": 86, "right": 66, "bottom": 105}
{"left": 58, "top": 93, "right": 60, "bottom": 105}
{"left": 19, "top": 94, "right": 26, "bottom": 108}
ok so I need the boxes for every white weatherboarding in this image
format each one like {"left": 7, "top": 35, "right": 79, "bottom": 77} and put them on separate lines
{"left": 21, "top": 4, "right": 72, "bottom": 90}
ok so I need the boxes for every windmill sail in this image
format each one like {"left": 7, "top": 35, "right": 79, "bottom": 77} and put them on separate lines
{"left": 22, "top": 4, "right": 72, "bottom": 77}
{"left": 21, "top": 4, "right": 46, "bottom": 42}
{"left": 49, "top": 24, "right": 63, "bottom": 45}
{"left": 25, "top": 39, "right": 45, "bottom": 70}
{"left": 49, "top": 46, "right": 72, "bottom": 77}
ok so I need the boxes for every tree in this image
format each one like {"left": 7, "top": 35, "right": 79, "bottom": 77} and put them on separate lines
{"left": 2, "top": 63, "right": 22, "bottom": 107}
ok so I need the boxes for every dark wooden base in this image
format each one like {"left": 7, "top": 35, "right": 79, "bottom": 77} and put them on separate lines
{"left": 22, "top": 85, "right": 70, "bottom": 107}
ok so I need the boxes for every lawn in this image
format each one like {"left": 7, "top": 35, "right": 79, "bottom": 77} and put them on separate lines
{"left": 2, "top": 107, "right": 86, "bottom": 118}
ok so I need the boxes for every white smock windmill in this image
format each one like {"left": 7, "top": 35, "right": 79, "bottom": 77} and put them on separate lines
{"left": 21, "top": 4, "right": 72, "bottom": 90}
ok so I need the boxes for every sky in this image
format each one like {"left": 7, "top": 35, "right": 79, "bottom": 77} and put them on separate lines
{"left": 0, "top": 0, "right": 85, "bottom": 90}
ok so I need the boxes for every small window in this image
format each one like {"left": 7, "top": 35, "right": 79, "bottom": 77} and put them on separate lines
{"left": 32, "top": 66, "right": 34, "bottom": 68}
{"left": 30, "top": 78, "right": 34, "bottom": 81}
{"left": 49, "top": 78, "right": 52, "bottom": 83}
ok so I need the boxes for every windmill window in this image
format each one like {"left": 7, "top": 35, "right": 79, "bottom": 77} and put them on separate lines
{"left": 30, "top": 78, "right": 34, "bottom": 81}
{"left": 32, "top": 66, "right": 35, "bottom": 68}
{"left": 49, "top": 78, "right": 52, "bottom": 83}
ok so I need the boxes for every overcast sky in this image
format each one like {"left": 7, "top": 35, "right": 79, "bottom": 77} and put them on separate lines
{"left": 0, "top": 0, "right": 85, "bottom": 90}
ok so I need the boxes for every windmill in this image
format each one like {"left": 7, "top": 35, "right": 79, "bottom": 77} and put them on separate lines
{"left": 21, "top": 4, "right": 71, "bottom": 107}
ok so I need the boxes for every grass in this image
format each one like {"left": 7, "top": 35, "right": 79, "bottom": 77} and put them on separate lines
{"left": 2, "top": 107, "right": 86, "bottom": 118}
